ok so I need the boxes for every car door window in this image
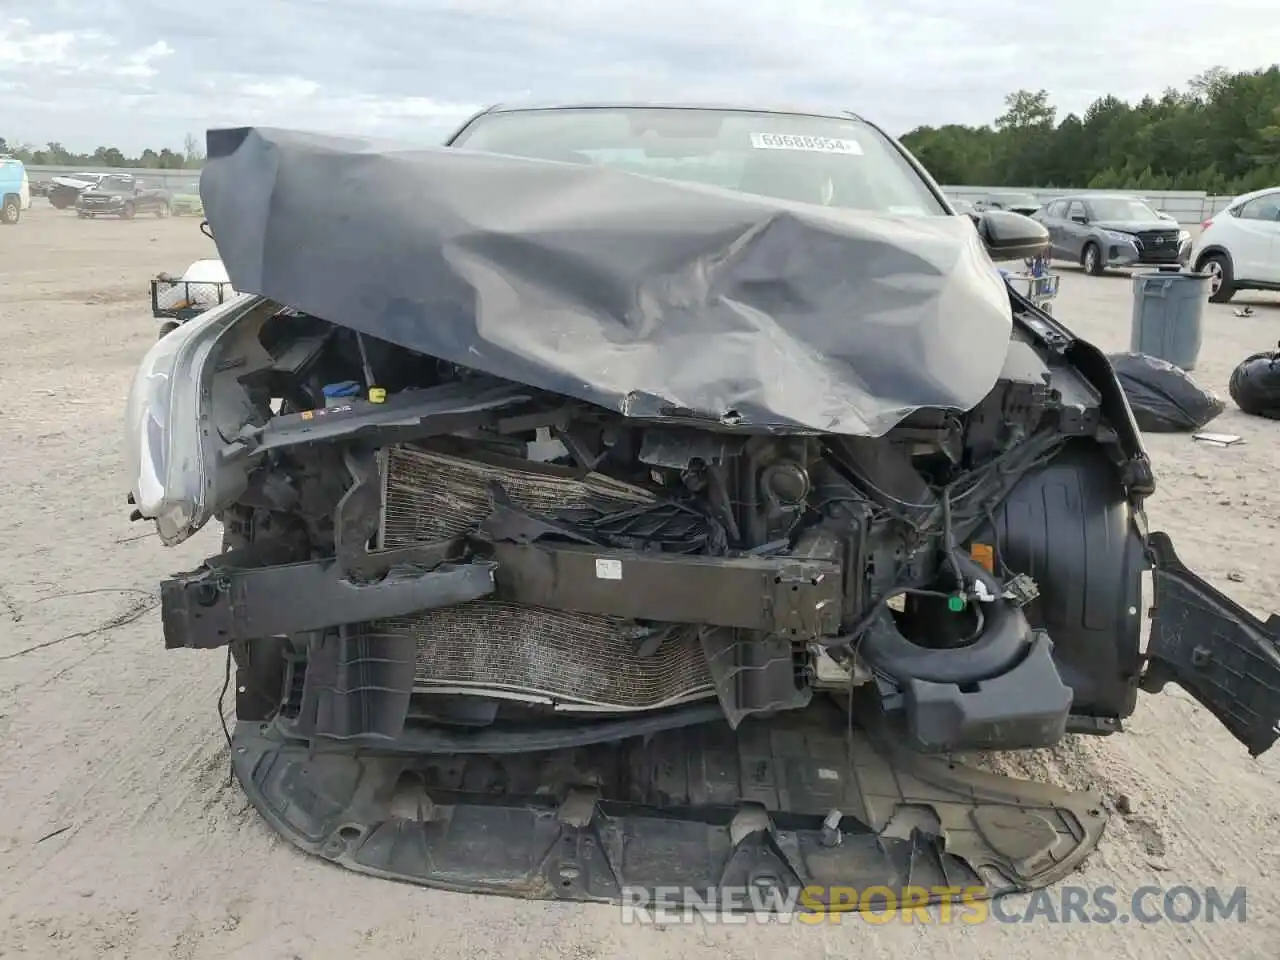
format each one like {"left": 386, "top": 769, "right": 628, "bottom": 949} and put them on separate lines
{"left": 1237, "top": 194, "right": 1280, "bottom": 221}
{"left": 1067, "top": 200, "right": 1087, "bottom": 221}
{"left": 1047, "top": 200, "right": 1067, "bottom": 218}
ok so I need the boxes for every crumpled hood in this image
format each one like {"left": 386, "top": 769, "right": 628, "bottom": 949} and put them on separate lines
{"left": 200, "top": 126, "right": 1015, "bottom": 436}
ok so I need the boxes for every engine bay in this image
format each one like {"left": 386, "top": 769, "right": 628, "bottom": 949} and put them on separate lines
{"left": 150, "top": 299, "right": 1174, "bottom": 757}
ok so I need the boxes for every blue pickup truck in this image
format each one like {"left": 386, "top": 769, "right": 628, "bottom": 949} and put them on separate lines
{"left": 0, "top": 155, "right": 31, "bottom": 224}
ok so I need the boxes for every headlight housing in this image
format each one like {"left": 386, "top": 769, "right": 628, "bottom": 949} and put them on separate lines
{"left": 1101, "top": 230, "right": 1135, "bottom": 244}
{"left": 123, "top": 296, "right": 249, "bottom": 545}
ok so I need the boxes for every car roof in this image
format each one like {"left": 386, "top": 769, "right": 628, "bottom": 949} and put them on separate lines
{"left": 1229, "top": 186, "right": 1280, "bottom": 204}
{"left": 474, "top": 101, "right": 866, "bottom": 123}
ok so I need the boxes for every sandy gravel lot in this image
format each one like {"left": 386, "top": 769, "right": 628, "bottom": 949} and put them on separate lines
{"left": 1, "top": 204, "right": 1278, "bottom": 959}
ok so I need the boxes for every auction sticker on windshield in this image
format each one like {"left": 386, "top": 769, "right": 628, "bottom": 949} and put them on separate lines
{"left": 749, "top": 133, "right": 863, "bottom": 155}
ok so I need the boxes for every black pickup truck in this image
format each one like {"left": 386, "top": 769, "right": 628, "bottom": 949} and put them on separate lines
{"left": 76, "top": 174, "right": 173, "bottom": 219}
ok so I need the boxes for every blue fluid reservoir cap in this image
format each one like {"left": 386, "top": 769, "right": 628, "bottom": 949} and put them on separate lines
{"left": 322, "top": 380, "right": 362, "bottom": 400}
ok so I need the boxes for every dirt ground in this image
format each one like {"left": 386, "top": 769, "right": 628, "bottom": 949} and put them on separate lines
{"left": 1, "top": 203, "right": 1278, "bottom": 959}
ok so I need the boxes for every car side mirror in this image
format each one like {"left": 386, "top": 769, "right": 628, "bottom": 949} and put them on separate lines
{"left": 977, "top": 210, "right": 1050, "bottom": 262}
{"left": 1071, "top": 214, "right": 1089, "bottom": 224}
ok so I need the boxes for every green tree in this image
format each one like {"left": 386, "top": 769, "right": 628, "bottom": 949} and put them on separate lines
{"left": 996, "top": 89, "right": 1056, "bottom": 130}
{"left": 0, "top": 138, "right": 203, "bottom": 170}
{"left": 901, "top": 65, "right": 1280, "bottom": 194}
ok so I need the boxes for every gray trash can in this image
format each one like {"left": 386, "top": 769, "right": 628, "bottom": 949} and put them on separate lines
{"left": 1130, "top": 271, "right": 1211, "bottom": 370}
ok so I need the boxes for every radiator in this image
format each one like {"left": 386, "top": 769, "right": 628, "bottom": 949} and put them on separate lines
{"left": 377, "top": 444, "right": 715, "bottom": 711}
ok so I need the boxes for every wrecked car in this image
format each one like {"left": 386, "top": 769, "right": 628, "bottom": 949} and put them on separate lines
{"left": 124, "top": 106, "right": 1280, "bottom": 914}
{"left": 47, "top": 172, "right": 106, "bottom": 209}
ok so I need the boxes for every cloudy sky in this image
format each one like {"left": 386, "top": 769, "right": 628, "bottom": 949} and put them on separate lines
{"left": 3, "top": 0, "right": 1279, "bottom": 154}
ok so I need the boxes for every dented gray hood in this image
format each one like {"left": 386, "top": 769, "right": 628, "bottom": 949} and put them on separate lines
{"left": 200, "top": 126, "right": 1013, "bottom": 436}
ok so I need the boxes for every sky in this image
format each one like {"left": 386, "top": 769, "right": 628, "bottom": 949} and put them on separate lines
{"left": 3, "top": 0, "right": 1280, "bottom": 155}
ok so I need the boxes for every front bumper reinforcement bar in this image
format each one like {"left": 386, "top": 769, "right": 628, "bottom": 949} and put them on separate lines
{"left": 160, "top": 539, "right": 844, "bottom": 649}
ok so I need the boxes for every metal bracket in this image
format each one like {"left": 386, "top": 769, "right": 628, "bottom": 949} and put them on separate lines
{"left": 334, "top": 449, "right": 466, "bottom": 581}
{"left": 161, "top": 559, "right": 496, "bottom": 649}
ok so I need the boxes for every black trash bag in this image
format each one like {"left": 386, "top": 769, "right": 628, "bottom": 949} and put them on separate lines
{"left": 1229, "top": 343, "right": 1280, "bottom": 421}
{"left": 1107, "top": 352, "right": 1226, "bottom": 433}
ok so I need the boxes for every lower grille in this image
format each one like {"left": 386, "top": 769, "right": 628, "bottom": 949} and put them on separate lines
{"left": 378, "top": 444, "right": 715, "bottom": 711}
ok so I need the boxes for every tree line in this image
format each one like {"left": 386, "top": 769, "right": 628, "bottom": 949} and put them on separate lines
{"left": 0, "top": 133, "right": 204, "bottom": 170}
{"left": 901, "top": 65, "right": 1280, "bottom": 194}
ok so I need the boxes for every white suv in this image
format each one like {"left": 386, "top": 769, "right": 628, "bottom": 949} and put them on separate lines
{"left": 1191, "top": 187, "right": 1280, "bottom": 302}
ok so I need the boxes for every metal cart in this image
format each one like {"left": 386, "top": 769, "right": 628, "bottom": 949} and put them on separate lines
{"left": 999, "top": 254, "right": 1060, "bottom": 315}
{"left": 151, "top": 276, "right": 234, "bottom": 324}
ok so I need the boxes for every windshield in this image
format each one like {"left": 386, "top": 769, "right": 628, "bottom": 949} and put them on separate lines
{"left": 1089, "top": 197, "right": 1160, "bottom": 221}
{"left": 450, "top": 107, "right": 947, "bottom": 216}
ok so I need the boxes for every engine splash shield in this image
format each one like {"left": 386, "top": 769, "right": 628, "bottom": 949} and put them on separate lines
{"left": 231, "top": 702, "right": 1107, "bottom": 912}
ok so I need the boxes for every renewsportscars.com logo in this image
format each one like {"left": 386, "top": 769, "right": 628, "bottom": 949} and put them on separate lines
{"left": 619, "top": 884, "right": 1249, "bottom": 925}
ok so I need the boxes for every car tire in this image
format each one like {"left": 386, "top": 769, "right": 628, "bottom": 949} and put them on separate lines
{"left": 0, "top": 196, "right": 19, "bottom": 225}
{"left": 1197, "top": 252, "right": 1237, "bottom": 304}
{"left": 1082, "top": 242, "right": 1105, "bottom": 276}
{"left": 120, "top": 201, "right": 136, "bottom": 220}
